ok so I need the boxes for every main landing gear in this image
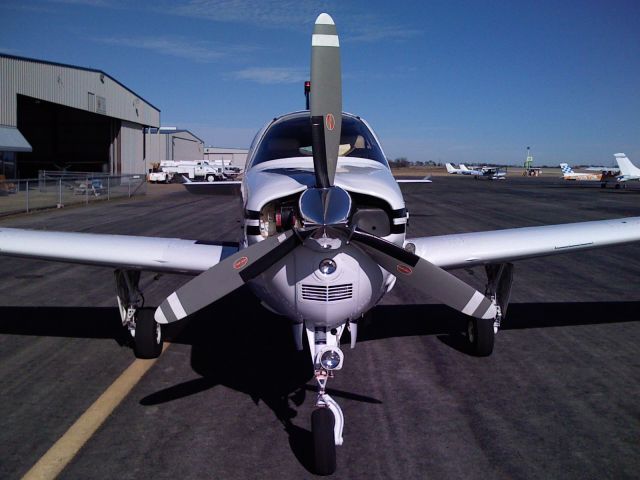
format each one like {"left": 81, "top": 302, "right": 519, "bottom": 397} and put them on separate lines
{"left": 306, "top": 324, "right": 346, "bottom": 476}
{"left": 465, "top": 263, "right": 514, "bottom": 357}
{"left": 115, "top": 269, "right": 163, "bottom": 359}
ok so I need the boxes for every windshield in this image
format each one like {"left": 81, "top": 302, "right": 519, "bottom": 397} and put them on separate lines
{"left": 251, "top": 114, "right": 387, "bottom": 166}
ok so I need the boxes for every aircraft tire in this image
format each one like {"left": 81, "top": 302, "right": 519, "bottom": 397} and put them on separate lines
{"left": 134, "top": 309, "right": 163, "bottom": 359}
{"left": 312, "top": 408, "right": 336, "bottom": 475}
{"left": 467, "top": 317, "right": 494, "bottom": 357}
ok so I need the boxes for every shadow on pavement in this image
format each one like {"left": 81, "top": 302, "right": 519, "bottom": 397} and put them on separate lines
{"left": 2, "top": 295, "right": 638, "bottom": 473}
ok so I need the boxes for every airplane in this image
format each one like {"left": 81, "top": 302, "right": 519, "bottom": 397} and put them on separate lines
{"left": 615, "top": 153, "right": 640, "bottom": 184}
{"left": 446, "top": 163, "right": 506, "bottom": 180}
{"left": 560, "top": 163, "right": 618, "bottom": 188}
{"left": 476, "top": 165, "right": 507, "bottom": 180}
{"left": 1, "top": 13, "right": 640, "bottom": 476}
{"left": 445, "top": 163, "right": 470, "bottom": 175}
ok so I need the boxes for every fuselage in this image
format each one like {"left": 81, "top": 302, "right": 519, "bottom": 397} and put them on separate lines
{"left": 237, "top": 111, "right": 408, "bottom": 329}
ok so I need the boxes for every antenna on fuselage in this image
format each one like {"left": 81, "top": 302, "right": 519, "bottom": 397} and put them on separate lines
{"left": 304, "top": 80, "right": 311, "bottom": 110}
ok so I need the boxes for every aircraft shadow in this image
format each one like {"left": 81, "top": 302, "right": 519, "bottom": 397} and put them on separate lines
{"left": 2, "top": 295, "right": 638, "bottom": 473}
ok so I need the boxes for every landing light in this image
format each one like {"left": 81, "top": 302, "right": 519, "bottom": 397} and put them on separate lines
{"left": 318, "top": 346, "right": 344, "bottom": 370}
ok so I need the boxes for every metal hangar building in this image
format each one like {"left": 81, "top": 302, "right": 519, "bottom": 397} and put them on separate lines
{"left": 0, "top": 54, "right": 160, "bottom": 179}
{"left": 145, "top": 128, "right": 204, "bottom": 163}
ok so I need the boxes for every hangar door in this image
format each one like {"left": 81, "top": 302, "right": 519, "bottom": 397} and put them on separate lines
{"left": 16, "top": 95, "right": 118, "bottom": 178}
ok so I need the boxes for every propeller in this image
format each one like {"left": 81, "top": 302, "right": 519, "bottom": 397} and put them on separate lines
{"left": 310, "top": 12, "right": 342, "bottom": 188}
{"left": 155, "top": 231, "right": 304, "bottom": 324}
{"left": 350, "top": 231, "right": 497, "bottom": 320}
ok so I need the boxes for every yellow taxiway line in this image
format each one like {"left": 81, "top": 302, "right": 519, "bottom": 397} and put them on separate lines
{"left": 21, "top": 343, "right": 169, "bottom": 480}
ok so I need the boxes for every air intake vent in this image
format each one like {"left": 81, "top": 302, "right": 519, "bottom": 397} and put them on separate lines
{"left": 301, "top": 284, "right": 353, "bottom": 302}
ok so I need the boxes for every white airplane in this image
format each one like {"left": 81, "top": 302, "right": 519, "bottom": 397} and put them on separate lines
{"left": 560, "top": 163, "right": 618, "bottom": 187}
{"left": 477, "top": 165, "right": 507, "bottom": 180}
{"left": 615, "top": 153, "right": 640, "bottom": 184}
{"left": 445, "top": 163, "right": 470, "bottom": 174}
{"left": 446, "top": 163, "right": 506, "bottom": 179}
{"left": 1, "top": 13, "right": 640, "bottom": 476}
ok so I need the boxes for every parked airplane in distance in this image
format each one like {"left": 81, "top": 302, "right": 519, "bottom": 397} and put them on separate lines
{"left": 560, "top": 163, "right": 618, "bottom": 188}
{"left": 615, "top": 153, "right": 640, "bottom": 184}
{"left": 446, "top": 163, "right": 506, "bottom": 180}
{"left": 445, "top": 162, "right": 469, "bottom": 174}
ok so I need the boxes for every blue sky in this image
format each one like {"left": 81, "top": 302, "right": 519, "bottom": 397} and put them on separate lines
{"left": 1, "top": 0, "right": 639, "bottom": 165}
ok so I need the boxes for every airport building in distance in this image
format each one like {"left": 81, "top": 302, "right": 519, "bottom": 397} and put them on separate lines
{"left": 0, "top": 53, "right": 161, "bottom": 179}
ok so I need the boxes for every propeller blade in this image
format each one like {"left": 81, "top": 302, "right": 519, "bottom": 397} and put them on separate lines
{"left": 155, "top": 230, "right": 301, "bottom": 324}
{"left": 311, "top": 12, "right": 342, "bottom": 188}
{"left": 351, "top": 231, "right": 497, "bottom": 319}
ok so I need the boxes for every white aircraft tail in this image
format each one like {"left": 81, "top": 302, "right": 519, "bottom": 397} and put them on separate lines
{"left": 445, "top": 163, "right": 457, "bottom": 174}
{"left": 560, "top": 163, "right": 574, "bottom": 176}
{"left": 615, "top": 153, "right": 640, "bottom": 177}
{"left": 459, "top": 164, "right": 470, "bottom": 171}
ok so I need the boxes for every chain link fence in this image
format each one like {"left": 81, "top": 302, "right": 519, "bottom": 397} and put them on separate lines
{"left": 0, "top": 171, "right": 147, "bottom": 217}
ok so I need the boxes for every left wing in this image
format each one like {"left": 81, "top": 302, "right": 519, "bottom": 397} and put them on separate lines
{"left": 407, "top": 217, "right": 640, "bottom": 269}
{"left": 0, "top": 228, "right": 237, "bottom": 274}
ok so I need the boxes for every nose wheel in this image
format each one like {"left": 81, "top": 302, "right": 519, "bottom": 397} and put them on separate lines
{"left": 312, "top": 407, "right": 336, "bottom": 475}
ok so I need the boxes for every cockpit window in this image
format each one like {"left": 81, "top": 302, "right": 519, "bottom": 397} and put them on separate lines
{"left": 251, "top": 114, "right": 387, "bottom": 166}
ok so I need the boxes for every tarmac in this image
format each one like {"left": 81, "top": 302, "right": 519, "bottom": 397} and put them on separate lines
{"left": 1, "top": 175, "right": 639, "bottom": 479}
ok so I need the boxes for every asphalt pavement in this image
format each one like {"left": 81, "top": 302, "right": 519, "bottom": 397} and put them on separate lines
{"left": 1, "top": 176, "right": 639, "bottom": 479}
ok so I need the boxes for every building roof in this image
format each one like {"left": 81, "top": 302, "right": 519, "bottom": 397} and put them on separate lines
{"left": 0, "top": 53, "right": 160, "bottom": 112}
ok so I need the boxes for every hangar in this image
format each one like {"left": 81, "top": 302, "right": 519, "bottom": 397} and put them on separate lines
{"left": 0, "top": 54, "right": 160, "bottom": 179}
{"left": 145, "top": 128, "right": 204, "bottom": 162}
{"left": 204, "top": 146, "right": 248, "bottom": 169}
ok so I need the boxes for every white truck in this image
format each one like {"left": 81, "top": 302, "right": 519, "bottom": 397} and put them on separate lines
{"left": 157, "top": 160, "right": 226, "bottom": 182}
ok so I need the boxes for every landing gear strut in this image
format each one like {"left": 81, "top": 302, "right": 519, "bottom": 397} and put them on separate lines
{"left": 466, "top": 263, "right": 514, "bottom": 356}
{"left": 115, "top": 269, "right": 163, "bottom": 359}
{"left": 306, "top": 325, "right": 346, "bottom": 475}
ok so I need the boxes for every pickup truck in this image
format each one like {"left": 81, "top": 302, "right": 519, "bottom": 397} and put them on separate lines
{"left": 148, "top": 171, "right": 173, "bottom": 183}
{"left": 159, "top": 161, "right": 225, "bottom": 182}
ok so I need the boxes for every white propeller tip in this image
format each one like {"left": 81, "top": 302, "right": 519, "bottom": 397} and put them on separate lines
{"left": 154, "top": 307, "right": 168, "bottom": 324}
{"left": 482, "top": 304, "right": 498, "bottom": 320}
{"left": 315, "top": 13, "right": 335, "bottom": 25}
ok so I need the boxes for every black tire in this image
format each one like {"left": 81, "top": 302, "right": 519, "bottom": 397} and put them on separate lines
{"left": 134, "top": 309, "right": 163, "bottom": 359}
{"left": 467, "top": 317, "right": 495, "bottom": 357}
{"left": 206, "top": 174, "right": 215, "bottom": 182}
{"left": 312, "top": 408, "right": 336, "bottom": 476}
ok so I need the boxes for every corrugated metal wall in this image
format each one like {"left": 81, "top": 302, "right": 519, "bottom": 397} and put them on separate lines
{"left": 120, "top": 121, "right": 145, "bottom": 174}
{"left": 145, "top": 131, "right": 204, "bottom": 162}
{"left": 1, "top": 56, "right": 160, "bottom": 128}
{"left": 171, "top": 132, "right": 203, "bottom": 160}
{"left": 204, "top": 148, "right": 248, "bottom": 167}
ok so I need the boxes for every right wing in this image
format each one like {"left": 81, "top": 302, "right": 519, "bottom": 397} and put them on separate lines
{"left": 407, "top": 217, "right": 640, "bottom": 270}
{"left": 181, "top": 176, "right": 242, "bottom": 195}
{"left": 0, "top": 228, "right": 238, "bottom": 274}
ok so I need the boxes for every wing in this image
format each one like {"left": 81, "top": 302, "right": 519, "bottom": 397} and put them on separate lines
{"left": 182, "top": 181, "right": 242, "bottom": 196}
{"left": 396, "top": 178, "right": 432, "bottom": 194}
{"left": 0, "top": 227, "right": 237, "bottom": 274}
{"left": 407, "top": 217, "right": 640, "bottom": 269}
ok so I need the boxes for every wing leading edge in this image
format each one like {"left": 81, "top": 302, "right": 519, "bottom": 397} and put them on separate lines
{"left": 0, "top": 228, "right": 237, "bottom": 274}
{"left": 407, "top": 217, "right": 640, "bottom": 270}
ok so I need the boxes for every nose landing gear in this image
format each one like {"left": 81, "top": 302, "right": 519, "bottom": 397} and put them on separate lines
{"left": 306, "top": 325, "right": 346, "bottom": 475}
